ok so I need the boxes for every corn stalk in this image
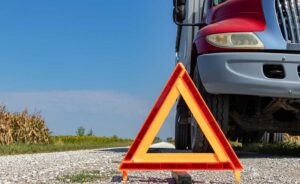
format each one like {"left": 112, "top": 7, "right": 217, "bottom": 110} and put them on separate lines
{"left": 0, "top": 105, "right": 50, "bottom": 145}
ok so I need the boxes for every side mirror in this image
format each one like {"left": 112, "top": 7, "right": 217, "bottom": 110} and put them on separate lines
{"left": 173, "top": 0, "right": 186, "bottom": 24}
{"left": 173, "top": 0, "right": 186, "bottom": 6}
{"left": 172, "top": 0, "right": 207, "bottom": 27}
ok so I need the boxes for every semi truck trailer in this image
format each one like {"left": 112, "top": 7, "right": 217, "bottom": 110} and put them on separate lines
{"left": 173, "top": 0, "right": 300, "bottom": 152}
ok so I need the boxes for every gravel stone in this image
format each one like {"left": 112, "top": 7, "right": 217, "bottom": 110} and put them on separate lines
{"left": 0, "top": 148, "right": 299, "bottom": 183}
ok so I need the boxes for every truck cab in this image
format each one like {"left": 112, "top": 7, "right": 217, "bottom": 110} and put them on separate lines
{"left": 173, "top": 0, "right": 300, "bottom": 152}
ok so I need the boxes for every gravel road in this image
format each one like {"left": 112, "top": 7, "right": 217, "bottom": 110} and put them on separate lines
{"left": 0, "top": 146, "right": 299, "bottom": 184}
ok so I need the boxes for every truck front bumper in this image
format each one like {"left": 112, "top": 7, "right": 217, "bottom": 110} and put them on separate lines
{"left": 197, "top": 52, "right": 300, "bottom": 98}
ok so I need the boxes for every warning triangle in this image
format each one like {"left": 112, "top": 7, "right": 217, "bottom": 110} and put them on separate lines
{"left": 119, "top": 63, "right": 243, "bottom": 182}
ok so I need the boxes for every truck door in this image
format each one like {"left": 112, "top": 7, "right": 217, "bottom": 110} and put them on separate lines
{"left": 175, "top": 0, "right": 204, "bottom": 73}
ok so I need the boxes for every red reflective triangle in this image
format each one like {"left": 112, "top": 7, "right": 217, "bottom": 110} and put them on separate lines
{"left": 119, "top": 63, "right": 243, "bottom": 182}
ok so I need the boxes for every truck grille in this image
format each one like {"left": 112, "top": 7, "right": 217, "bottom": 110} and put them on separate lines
{"left": 276, "top": 0, "right": 300, "bottom": 43}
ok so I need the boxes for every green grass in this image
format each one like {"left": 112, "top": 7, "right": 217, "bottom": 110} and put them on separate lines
{"left": 1, "top": 135, "right": 299, "bottom": 157}
{"left": 230, "top": 140, "right": 300, "bottom": 157}
{"left": 57, "top": 169, "right": 123, "bottom": 183}
{"left": 0, "top": 136, "right": 132, "bottom": 156}
{"left": 57, "top": 170, "right": 109, "bottom": 183}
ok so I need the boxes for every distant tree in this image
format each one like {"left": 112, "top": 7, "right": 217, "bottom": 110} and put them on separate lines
{"left": 166, "top": 137, "right": 173, "bottom": 142}
{"left": 87, "top": 129, "right": 94, "bottom": 136}
{"left": 76, "top": 126, "right": 85, "bottom": 136}
{"left": 154, "top": 137, "right": 161, "bottom": 143}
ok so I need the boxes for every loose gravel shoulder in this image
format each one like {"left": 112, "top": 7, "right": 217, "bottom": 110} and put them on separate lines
{"left": 0, "top": 147, "right": 299, "bottom": 184}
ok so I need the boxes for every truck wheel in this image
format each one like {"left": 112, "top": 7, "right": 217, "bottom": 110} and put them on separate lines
{"left": 175, "top": 98, "right": 191, "bottom": 150}
{"left": 242, "top": 132, "right": 284, "bottom": 144}
{"left": 190, "top": 65, "right": 229, "bottom": 152}
{"left": 269, "top": 133, "right": 284, "bottom": 144}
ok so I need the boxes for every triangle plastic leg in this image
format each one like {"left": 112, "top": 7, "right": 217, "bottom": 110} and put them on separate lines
{"left": 122, "top": 171, "right": 128, "bottom": 183}
{"left": 234, "top": 170, "right": 241, "bottom": 183}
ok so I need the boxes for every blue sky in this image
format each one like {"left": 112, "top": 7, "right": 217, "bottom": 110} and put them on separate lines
{"left": 0, "top": 1, "right": 177, "bottom": 138}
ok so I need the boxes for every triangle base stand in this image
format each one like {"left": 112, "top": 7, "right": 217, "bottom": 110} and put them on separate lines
{"left": 120, "top": 167, "right": 241, "bottom": 183}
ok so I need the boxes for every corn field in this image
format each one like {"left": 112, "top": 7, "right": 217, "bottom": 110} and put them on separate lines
{"left": 0, "top": 105, "right": 50, "bottom": 145}
{"left": 284, "top": 134, "right": 300, "bottom": 144}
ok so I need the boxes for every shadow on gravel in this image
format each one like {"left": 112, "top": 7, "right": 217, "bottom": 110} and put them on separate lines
{"left": 235, "top": 151, "right": 277, "bottom": 158}
{"left": 99, "top": 147, "right": 129, "bottom": 153}
{"left": 98, "top": 147, "right": 283, "bottom": 159}
{"left": 111, "top": 175, "right": 210, "bottom": 184}
{"left": 99, "top": 147, "right": 193, "bottom": 153}
{"left": 111, "top": 175, "right": 174, "bottom": 183}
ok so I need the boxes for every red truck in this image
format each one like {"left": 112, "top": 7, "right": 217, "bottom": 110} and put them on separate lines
{"left": 173, "top": 0, "right": 300, "bottom": 152}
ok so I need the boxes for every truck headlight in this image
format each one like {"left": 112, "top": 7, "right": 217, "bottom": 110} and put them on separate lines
{"left": 206, "top": 32, "right": 264, "bottom": 49}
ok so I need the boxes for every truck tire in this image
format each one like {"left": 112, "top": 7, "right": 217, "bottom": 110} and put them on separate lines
{"left": 175, "top": 98, "right": 191, "bottom": 150}
{"left": 190, "top": 65, "right": 229, "bottom": 152}
{"left": 269, "top": 132, "right": 284, "bottom": 144}
{"left": 242, "top": 132, "right": 284, "bottom": 144}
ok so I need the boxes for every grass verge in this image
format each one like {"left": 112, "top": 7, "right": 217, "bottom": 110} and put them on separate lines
{"left": 57, "top": 169, "right": 121, "bottom": 183}
{"left": 57, "top": 170, "right": 109, "bottom": 183}
{"left": 1, "top": 135, "right": 299, "bottom": 157}
{"left": 0, "top": 136, "right": 132, "bottom": 156}
{"left": 231, "top": 141, "right": 300, "bottom": 157}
